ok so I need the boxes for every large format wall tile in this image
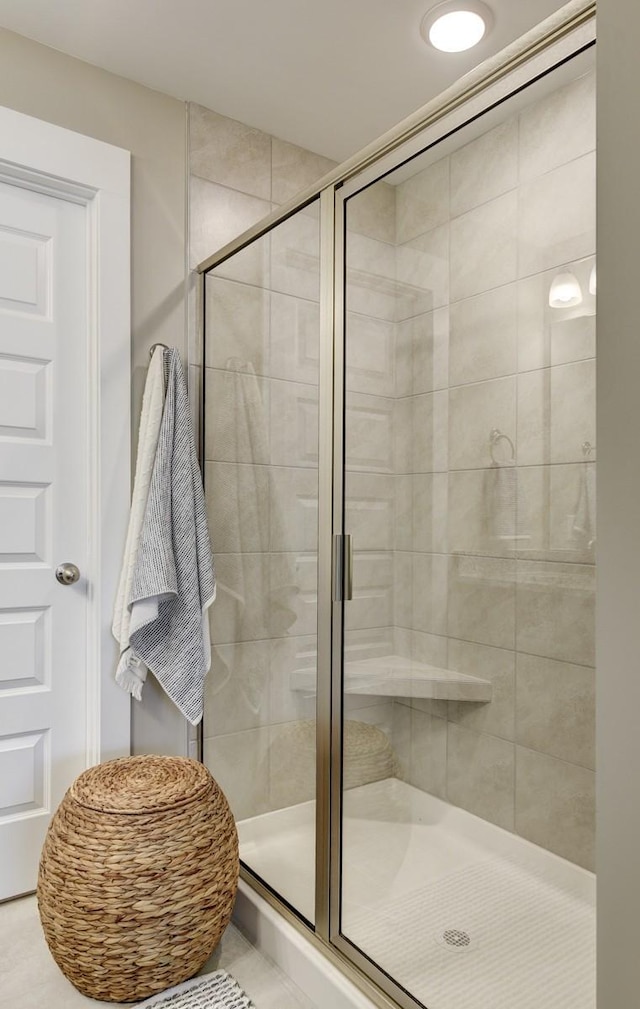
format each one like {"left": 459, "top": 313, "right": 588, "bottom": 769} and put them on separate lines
{"left": 396, "top": 157, "right": 450, "bottom": 246}
{"left": 447, "top": 556, "right": 516, "bottom": 650}
{"left": 345, "top": 550, "right": 394, "bottom": 631}
{"left": 448, "top": 468, "right": 516, "bottom": 558}
{"left": 209, "top": 552, "right": 271, "bottom": 644}
{"left": 396, "top": 308, "right": 449, "bottom": 397}
{"left": 269, "top": 466, "right": 318, "bottom": 553}
{"left": 346, "top": 312, "right": 395, "bottom": 397}
{"left": 206, "top": 276, "right": 270, "bottom": 376}
{"left": 396, "top": 224, "right": 450, "bottom": 319}
{"left": 190, "top": 104, "right": 272, "bottom": 198}
{"left": 518, "top": 152, "right": 595, "bottom": 277}
{"left": 270, "top": 378, "right": 319, "bottom": 468}
{"left": 270, "top": 292, "right": 319, "bottom": 385}
{"left": 450, "top": 119, "right": 518, "bottom": 217}
{"left": 410, "top": 390, "right": 449, "bottom": 474}
{"left": 515, "top": 747, "right": 595, "bottom": 869}
{"left": 516, "top": 653, "right": 595, "bottom": 769}
{"left": 348, "top": 182, "right": 396, "bottom": 245}
{"left": 204, "top": 727, "right": 271, "bottom": 821}
{"left": 414, "top": 472, "right": 449, "bottom": 554}
{"left": 346, "top": 473, "right": 395, "bottom": 551}
{"left": 206, "top": 639, "right": 271, "bottom": 735}
{"left": 394, "top": 472, "right": 448, "bottom": 554}
{"left": 266, "top": 629, "right": 316, "bottom": 726}
{"left": 447, "top": 723, "right": 515, "bottom": 830}
{"left": 516, "top": 463, "right": 596, "bottom": 563}
{"left": 205, "top": 461, "right": 270, "bottom": 553}
{"left": 393, "top": 704, "right": 447, "bottom": 798}
{"left": 413, "top": 553, "right": 449, "bottom": 636}
{"left": 347, "top": 392, "right": 394, "bottom": 473}
{"left": 270, "top": 552, "right": 316, "bottom": 638}
{"left": 516, "top": 360, "right": 596, "bottom": 466}
{"left": 516, "top": 258, "right": 596, "bottom": 373}
{"left": 449, "top": 377, "right": 516, "bottom": 471}
{"left": 346, "top": 232, "right": 397, "bottom": 321}
{"left": 190, "top": 176, "right": 271, "bottom": 271}
{"left": 269, "top": 634, "right": 317, "bottom": 725}
{"left": 519, "top": 72, "right": 595, "bottom": 181}
{"left": 449, "top": 284, "right": 517, "bottom": 387}
{"left": 204, "top": 230, "right": 271, "bottom": 292}
{"left": 515, "top": 559, "right": 595, "bottom": 666}
{"left": 271, "top": 210, "right": 321, "bottom": 301}
{"left": 448, "top": 639, "right": 516, "bottom": 741}
{"left": 271, "top": 138, "right": 335, "bottom": 206}
{"left": 205, "top": 368, "right": 270, "bottom": 464}
{"left": 450, "top": 191, "right": 517, "bottom": 302}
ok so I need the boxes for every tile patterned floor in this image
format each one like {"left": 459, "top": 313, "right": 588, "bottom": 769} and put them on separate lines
{"left": 0, "top": 895, "right": 316, "bottom": 1009}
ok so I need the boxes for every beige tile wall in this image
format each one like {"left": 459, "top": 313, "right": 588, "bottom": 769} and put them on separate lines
{"left": 383, "top": 70, "right": 596, "bottom": 870}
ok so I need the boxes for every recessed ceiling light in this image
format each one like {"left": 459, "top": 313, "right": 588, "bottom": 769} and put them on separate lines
{"left": 421, "top": 1, "right": 493, "bottom": 53}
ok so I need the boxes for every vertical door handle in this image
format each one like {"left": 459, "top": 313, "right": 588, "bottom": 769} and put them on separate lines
{"left": 343, "top": 534, "right": 353, "bottom": 601}
{"left": 333, "top": 535, "right": 353, "bottom": 602}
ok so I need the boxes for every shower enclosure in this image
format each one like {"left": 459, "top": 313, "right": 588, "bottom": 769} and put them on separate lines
{"left": 199, "top": 3, "right": 596, "bottom": 1006}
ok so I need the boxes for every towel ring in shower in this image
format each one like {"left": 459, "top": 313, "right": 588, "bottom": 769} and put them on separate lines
{"left": 489, "top": 428, "right": 515, "bottom": 465}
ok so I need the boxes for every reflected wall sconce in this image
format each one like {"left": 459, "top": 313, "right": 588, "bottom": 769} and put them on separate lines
{"left": 588, "top": 263, "right": 596, "bottom": 296}
{"left": 548, "top": 271, "right": 583, "bottom": 309}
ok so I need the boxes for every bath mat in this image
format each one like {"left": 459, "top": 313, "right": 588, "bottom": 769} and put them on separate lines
{"left": 136, "top": 971, "right": 254, "bottom": 1009}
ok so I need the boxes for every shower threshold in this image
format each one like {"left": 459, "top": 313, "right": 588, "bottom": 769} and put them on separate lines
{"left": 238, "top": 778, "right": 595, "bottom": 1009}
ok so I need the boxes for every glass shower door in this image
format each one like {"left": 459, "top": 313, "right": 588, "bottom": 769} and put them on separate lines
{"left": 203, "top": 200, "right": 322, "bottom": 925}
{"left": 338, "top": 48, "right": 596, "bottom": 1009}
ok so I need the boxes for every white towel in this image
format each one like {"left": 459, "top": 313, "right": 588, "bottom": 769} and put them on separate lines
{"left": 573, "top": 462, "right": 596, "bottom": 549}
{"left": 112, "top": 346, "right": 165, "bottom": 700}
{"left": 485, "top": 463, "right": 516, "bottom": 545}
{"left": 126, "top": 349, "right": 216, "bottom": 725}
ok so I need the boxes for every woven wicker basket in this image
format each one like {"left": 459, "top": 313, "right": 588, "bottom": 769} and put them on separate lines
{"left": 269, "top": 718, "right": 398, "bottom": 808}
{"left": 37, "top": 755, "right": 238, "bottom": 1003}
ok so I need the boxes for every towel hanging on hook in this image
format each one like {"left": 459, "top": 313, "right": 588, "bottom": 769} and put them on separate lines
{"left": 149, "top": 342, "right": 169, "bottom": 361}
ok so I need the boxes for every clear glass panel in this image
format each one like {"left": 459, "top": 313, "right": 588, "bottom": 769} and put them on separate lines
{"left": 341, "top": 54, "right": 596, "bottom": 1008}
{"left": 203, "top": 199, "right": 321, "bottom": 925}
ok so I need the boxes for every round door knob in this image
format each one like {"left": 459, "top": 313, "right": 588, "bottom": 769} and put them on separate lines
{"left": 55, "top": 562, "right": 81, "bottom": 586}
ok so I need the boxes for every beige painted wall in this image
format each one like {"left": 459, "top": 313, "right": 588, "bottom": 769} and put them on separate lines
{"left": 0, "top": 26, "right": 188, "bottom": 756}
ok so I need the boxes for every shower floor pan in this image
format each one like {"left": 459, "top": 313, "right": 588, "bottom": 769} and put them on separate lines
{"left": 239, "top": 777, "right": 595, "bottom": 1009}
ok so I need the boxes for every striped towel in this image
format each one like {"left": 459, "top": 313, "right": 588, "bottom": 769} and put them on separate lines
{"left": 125, "top": 349, "right": 216, "bottom": 725}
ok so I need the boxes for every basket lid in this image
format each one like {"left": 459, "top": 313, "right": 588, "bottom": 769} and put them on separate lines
{"left": 70, "top": 755, "right": 213, "bottom": 814}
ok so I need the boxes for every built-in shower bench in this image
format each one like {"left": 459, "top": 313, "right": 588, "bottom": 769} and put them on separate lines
{"left": 290, "top": 655, "right": 492, "bottom": 702}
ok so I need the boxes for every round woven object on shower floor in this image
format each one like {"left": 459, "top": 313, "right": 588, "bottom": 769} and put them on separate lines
{"left": 37, "top": 755, "right": 239, "bottom": 1003}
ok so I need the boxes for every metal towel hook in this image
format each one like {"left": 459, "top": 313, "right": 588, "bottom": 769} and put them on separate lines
{"left": 489, "top": 428, "right": 515, "bottom": 465}
{"left": 149, "top": 342, "right": 169, "bottom": 360}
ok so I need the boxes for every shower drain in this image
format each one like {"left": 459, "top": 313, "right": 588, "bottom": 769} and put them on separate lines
{"left": 435, "top": 928, "right": 473, "bottom": 951}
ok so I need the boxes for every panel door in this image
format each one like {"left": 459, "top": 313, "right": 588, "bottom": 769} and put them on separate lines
{"left": 0, "top": 179, "right": 89, "bottom": 899}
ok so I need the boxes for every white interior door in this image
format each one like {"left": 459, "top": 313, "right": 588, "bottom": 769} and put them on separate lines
{"left": 0, "top": 181, "right": 90, "bottom": 899}
{"left": 0, "top": 106, "right": 131, "bottom": 902}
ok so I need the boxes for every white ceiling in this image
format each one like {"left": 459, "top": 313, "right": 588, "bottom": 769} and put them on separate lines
{"left": 0, "top": 0, "right": 568, "bottom": 161}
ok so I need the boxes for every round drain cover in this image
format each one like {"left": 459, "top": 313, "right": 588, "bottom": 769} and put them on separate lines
{"left": 435, "top": 928, "right": 473, "bottom": 951}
